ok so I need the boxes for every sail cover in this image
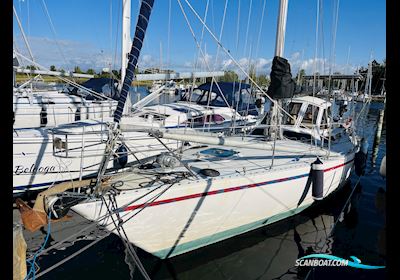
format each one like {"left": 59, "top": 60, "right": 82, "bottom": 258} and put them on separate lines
{"left": 114, "top": 0, "right": 155, "bottom": 123}
{"left": 267, "top": 56, "right": 295, "bottom": 99}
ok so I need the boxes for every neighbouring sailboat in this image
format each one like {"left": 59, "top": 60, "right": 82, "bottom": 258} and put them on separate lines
{"left": 12, "top": 1, "right": 257, "bottom": 197}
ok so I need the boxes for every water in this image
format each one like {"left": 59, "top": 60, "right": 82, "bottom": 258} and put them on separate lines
{"left": 35, "top": 101, "right": 386, "bottom": 280}
{"left": 129, "top": 86, "right": 180, "bottom": 105}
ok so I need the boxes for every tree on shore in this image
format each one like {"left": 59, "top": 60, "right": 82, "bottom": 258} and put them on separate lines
{"left": 74, "top": 66, "right": 82, "bottom": 74}
{"left": 50, "top": 65, "right": 56, "bottom": 71}
{"left": 221, "top": 70, "right": 239, "bottom": 82}
{"left": 295, "top": 69, "right": 306, "bottom": 84}
{"left": 86, "top": 68, "right": 96, "bottom": 75}
{"left": 256, "top": 74, "right": 270, "bottom": 87}
{"left": 357, "top": 59, "right": 386, "bottom": 94}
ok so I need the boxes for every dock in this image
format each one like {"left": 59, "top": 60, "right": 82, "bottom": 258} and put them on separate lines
{"left": 13, "top": 206, "right": 110, "bottom": 279}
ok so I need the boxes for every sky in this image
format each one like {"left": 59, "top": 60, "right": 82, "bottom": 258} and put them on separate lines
{"left": 13, "top": 0, "right": 386, "bottom": 76}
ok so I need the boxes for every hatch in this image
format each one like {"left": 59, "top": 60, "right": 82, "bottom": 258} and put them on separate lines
{"left": 200, "top": 148, "right": 238, "bottom": 158}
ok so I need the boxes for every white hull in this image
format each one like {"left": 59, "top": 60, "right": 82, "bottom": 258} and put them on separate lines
{"left": 13, "top": 123, "right": 180, "bottom": 195}
{"left": 13, "top": 91, "right": 117, "bottom": 129}
{"left": 72, "top": 140, "right": 355, "bottom": 259}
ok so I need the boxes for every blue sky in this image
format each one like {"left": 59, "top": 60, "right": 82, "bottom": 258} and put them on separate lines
{"left": 13, "top": 0, "right": 386, "bottom": 75}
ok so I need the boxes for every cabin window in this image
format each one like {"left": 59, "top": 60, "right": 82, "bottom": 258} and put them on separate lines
{"left": 198, "top": 91, "right": 217, "bottom": 105}
{"left": 187, "top": 115, "right": 204, "bottom": 124}
{"left": 181, "top": 89, "right": 202, "bottom": 102}
{"left": 240, "top": 89, "right": 252, "bottom": 104}
{"left": 138, "top": 113, "right": 169, "bottom": 122}
{"left": 286, "top": 102, "right": 302, "bottom": 125}
{"left": 302, "top": 105, "right": 319, "bottom": 127}
{"left": 203, "top": 114, "right": 225, "bottom": 124}
{"left": 40, "top": 107, "right": 48, "bottom": 127}
{"left": 75, "top": 108, "right": 81, "bottom": 121}
{"left": 210, "top": 94, "right": 226, "bottom": 107}
{"left": 320, "top": 107, "right": 331, "bottom": 129}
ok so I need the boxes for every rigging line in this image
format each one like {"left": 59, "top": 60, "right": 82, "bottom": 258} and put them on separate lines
{"left": 312, "top": 0, "right": 320, "bottom": 149}
{"left": 108, "top": 196, "right": 149, "bottom": 280}
{"left": 319, "top": 0, "right": 325, "bottom": 75}
{"left": 112, "top": 0, "right": 122, "bottom": 79}
{"left": 240, "top": 43, "right": 253, "bottom": 136}
{"left": 167, "top": 0, "right": 172, "bottom": 69}
{"left": 179, "top": 0, "right": 330, "bottom": 146}
{"left": 211, "top": 0, "right": 216, "bottom": 34}
{"left": 194, "top": 0, "right": 210, "bottom": 70}
{"left": 13, "top": 39, "right": 27, "bottom": 70}
{"left": 346, "top": 45, "right": 351, "bottom": 74}
{"left": 116, "top": 181, "right": 179, "bottom": 227}
{"left": 110, "top": 0, "right": 112, "bottom": 73}
{"left": 39, "top": 0, "right": 70, "bottom": 71}
{"left": 176, "top": 0, "right": 232, "bottom": 114}
{"left": 102, "top": 196, "right": 151, "bottom": 280}
{"left": 34, "top": 232, "right": 112, "bottom": 279}
{"left": 179, "top": 0, "right": 309, "bottom": 131}
{"left": 255, "top": 0, "right": 267, "bottom": 59}
{"left": 235, "top": 0, "right": 241, "bottom": 52}
{"left": 13, "top": 5, "right": 35, "bottom": 63}
{"left": 243, "top": 0, "right": 253, "bottom": 57}
{"left": 202, "top": 0, "right": 229, "bottom": 133}
{"left": 327, "top": 0, "right": 340, "bottom": 158}
{"left": 187, "top": 0, "right": 210, "bottom": 127}
{"left": 14, "top": 51, "right": 112, "bottom": 100}
{"left": 329, "top": 0, "right": 340, "bottom": 77}
{"left": 213, "top": 0, "right": 228, "bottom": 68}
{"left": 27, "top": 184, "right": 165, "bottom": 262}
{"left": 27, "top": 0, "right": 30, "bottom": 38}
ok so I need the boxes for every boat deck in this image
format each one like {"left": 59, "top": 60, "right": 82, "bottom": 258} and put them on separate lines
{"left": 106, "top": 136, "right": 355, "bottom": 191}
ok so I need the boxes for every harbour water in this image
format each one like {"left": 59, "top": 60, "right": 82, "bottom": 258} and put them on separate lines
{"left": 21, "top": 99, "right": 386, "bottom": 280}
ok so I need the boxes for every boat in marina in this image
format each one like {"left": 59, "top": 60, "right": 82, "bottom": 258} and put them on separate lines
{"left": 24, "top": 0, "right": 364, "bottom": 263}
{"left": 12, "top": 0, "right": 254, "bottom": 197}
{"left": 356, "top": 59, "right": 374, "bottom": 103}
{"left": 68, "top": 95, "right": 357, "bottom": 258}
{"left": 125, "top": 81, "right": 259, "bottom": 131}
{"left": 13, "top": 79, "right": 118, "bottom": 129}
{"left": 13, "top": 79, "right": 260, "bottom": 196}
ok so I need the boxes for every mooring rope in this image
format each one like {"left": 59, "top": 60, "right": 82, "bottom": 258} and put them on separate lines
{"left": 25, "top": 211, "right": 52, "bottom": 280}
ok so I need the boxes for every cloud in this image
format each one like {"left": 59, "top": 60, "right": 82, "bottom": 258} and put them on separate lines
{"left": 14, "top": 35, "right": 115, "bottom": 71}
{"left": 287, "top": 52, "right": 358, "bottom": 75}
{"left": 13, "top": 36, "right": 357, "bottom": 76}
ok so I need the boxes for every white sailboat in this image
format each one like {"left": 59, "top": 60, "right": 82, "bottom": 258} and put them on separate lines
{"left": 70, "top": 97, "right": 357, "bottom": 258}
{"left": 13, "top": 6, "right": 118, "bottom": 130}
{"left": 33, "top": 0, "right": 362, "bottom": 260}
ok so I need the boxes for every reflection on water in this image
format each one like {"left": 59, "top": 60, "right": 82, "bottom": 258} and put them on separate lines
{"left": 40, "top": 102, "right": 386, "bottom": 280}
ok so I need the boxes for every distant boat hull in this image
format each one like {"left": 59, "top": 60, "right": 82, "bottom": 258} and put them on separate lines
{"left": 13, "top": 122, "right": 180, "bottom": 196}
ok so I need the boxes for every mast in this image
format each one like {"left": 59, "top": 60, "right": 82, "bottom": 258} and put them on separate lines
{"left": 121, "top": 0, "right": 132, "bottom": 114}
{"left": 114, "top": 0, "right": 155, "bottom": 123}
{"left": 274, "top": 0, "right": 288, "bottom": 57}
{"left": 267, "top": 0, "right": 290, "bottom": 140}
{"left": 94, "top": 0, "right": 155, "bottom": 193}
{"left": 121, "top": 0, "right": 131, "bottom": 85}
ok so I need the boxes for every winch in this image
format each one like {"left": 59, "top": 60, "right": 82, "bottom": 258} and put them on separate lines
{"left": 156, "top": 153, "right": 180, "bottom": 169}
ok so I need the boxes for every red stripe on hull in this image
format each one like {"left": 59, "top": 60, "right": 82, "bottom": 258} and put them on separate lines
{"left": 123, "top": 158, "right": 354, "bottom": 212}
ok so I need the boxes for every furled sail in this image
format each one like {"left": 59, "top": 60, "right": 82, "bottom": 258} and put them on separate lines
{"left": 267, "top": 56, "right": 295, "bottom": 99}
{"left": 114, "top": 0, "right": 155, "bottom": 123}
